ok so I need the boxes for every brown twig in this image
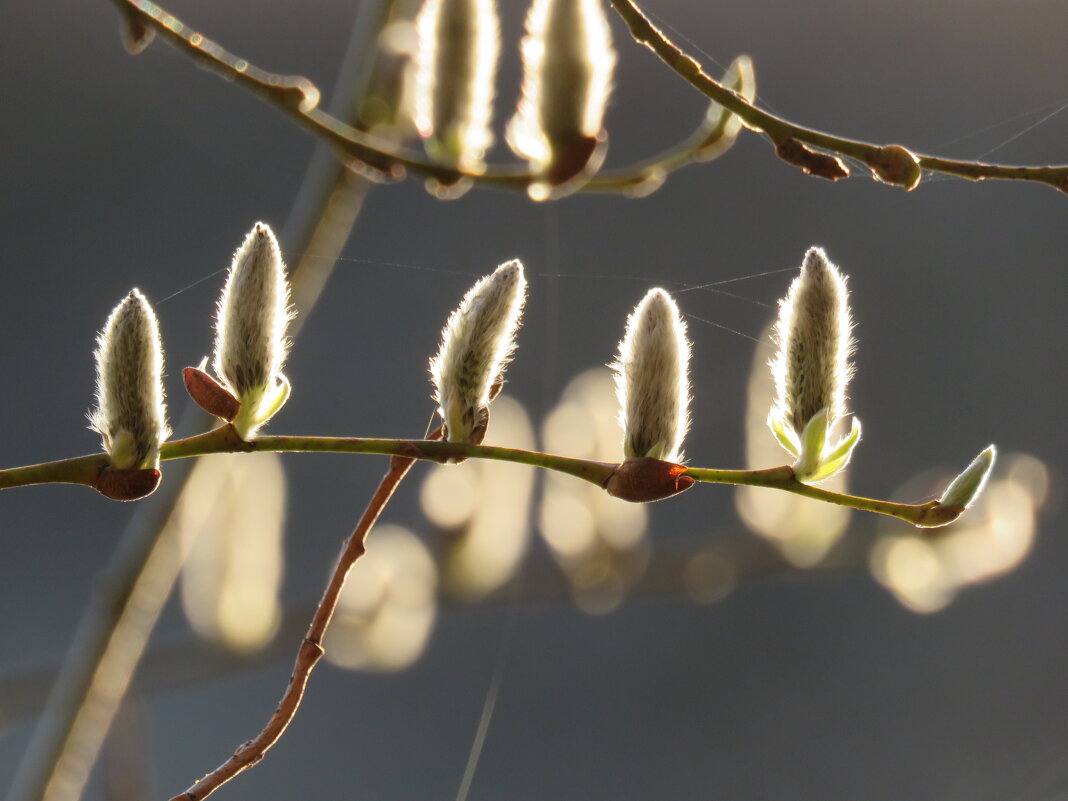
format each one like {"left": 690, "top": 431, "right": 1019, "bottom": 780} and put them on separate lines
{"left": 170, "top": 427, "right": 442, "bottom": 801}
{"left": 607, "top": 0, "right": 1068, "bottom": 194}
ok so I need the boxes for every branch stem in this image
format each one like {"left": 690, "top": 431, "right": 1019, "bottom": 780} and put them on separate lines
{"left": 606, "top": 0, "right": 1068, "bottom": 193}
{"left": 169, "top": 435, "right": 432, "bottom": 801}
{"left": 0, "top": 425, "right": 939, "bottom": 526}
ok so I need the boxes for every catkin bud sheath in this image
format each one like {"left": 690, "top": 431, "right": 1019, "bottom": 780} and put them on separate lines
{"left": 506, "top": 0, "right": 616, "bottom": 197}
{"left": 430, "top": 260, "right": 526, "bottom": 444}
{"left": 612, "top": 288, "right": 691, "bottom": 463}
{"left": 90, "top": 289, "right": 170, "bottom": 469}
{"left": 213, "top": 222, "right": 294, "bottom": 440}
{"left": 414, "top": 0, "right": 500, "bottom": 172}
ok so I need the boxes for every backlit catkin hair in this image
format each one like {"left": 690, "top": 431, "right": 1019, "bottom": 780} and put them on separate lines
{"left": 430, "top": 260, "right": 526, "bottom": 443}
{"left": 90, "top": 289, "right": 170, "bottom": 469}
{"left": 213, "top": 223, "right": 294, "bottom": 439}
{"left": 506, "top": 0, "right": 616, "bottom": 176}
{"left": 770, "top": 247, "right": 854, "bottom": 433}
{"left": 612, "top": 288, "right": 692, "bottom": 463}
{"left": 414, "top": 0, "right": 500, "bottom": 172}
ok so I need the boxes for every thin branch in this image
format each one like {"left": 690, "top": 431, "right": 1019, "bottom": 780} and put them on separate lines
{"left": 109, "top": 0, "right": 1068, "bottom": 196}
{"left": 0, "top": 426, "right": 947, "bottom": 526}
{"left": 607, "top": 0, "right": 1068, "bottom": 194}
{"left": 167, "top": 442, "right": 424, "bottom": 800}
{"left": 6, "top": 7, "right": 393, "bottom": 799}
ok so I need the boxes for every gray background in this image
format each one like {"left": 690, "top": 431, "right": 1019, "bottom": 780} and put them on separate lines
{"left": 1, "top": 0, "right": 1067, "bottom": 799}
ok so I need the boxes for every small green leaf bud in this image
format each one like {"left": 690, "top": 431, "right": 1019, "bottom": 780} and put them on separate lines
{"left": 940, "top": 445, "right": 997, "bottom": 509}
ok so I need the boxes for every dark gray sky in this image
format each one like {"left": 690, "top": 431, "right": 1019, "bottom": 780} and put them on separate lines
{"left": 1, "top": 1, "right": 1067, "bottom": 800}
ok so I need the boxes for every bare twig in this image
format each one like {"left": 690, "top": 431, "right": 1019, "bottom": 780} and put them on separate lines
{"left": 607, "top": 0, "right": 1068, "bottom": 193}
{"left": 170, "top": 428, "right": 442, "bottom": 801}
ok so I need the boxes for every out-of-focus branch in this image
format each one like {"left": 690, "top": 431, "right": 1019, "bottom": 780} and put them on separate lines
{"left": 5, "top": 4, "right": 395, "bottom": 800}
{"left": 111, "top": 0, "right": 1068, "bottom": 196}
{"left": 0, "top": 535, "right": 865, "bottom": 728}
{"left": 108, "top": 0, "right": 748, "bottom": 197}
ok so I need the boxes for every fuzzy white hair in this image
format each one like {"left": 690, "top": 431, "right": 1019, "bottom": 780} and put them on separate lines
{"left": 770, "top": 247, "right": 854, "bottom": 434}
{"left": 90, "top": 288, "right": 170, "bottom": 469}
{"left": 430, "top": 260, "right": 526, "bottom": 443}
{"left": 612, "top": 288, "right": 692, "bottom": 463}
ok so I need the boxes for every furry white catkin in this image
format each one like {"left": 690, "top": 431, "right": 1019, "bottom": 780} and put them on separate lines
{"left": 213, "top": 222, "right": 294, "bottom": 439}
{"left": 613, "top": 288, "right": 692, "bottom": 463}
{"left": 414, "top": 0, "right": 500, "bottom": 172}
{"left": 768, "top": 247, "right": 861, "bottom": 482}
{"left": 771, "top": 247, "right": 854, "bottom": 433}
{"left": 430, "top": 260, "right": 526, "bottom": 444}
{"left": 90, "top": 288, "right": 170, "bottom": 470}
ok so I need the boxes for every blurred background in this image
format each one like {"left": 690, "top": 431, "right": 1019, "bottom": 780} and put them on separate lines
{"left": 0, "top": 0, "right": 1066, "bottom": 799}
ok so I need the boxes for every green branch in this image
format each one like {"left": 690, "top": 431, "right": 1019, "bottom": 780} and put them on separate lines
{"left": 0, "top": 425, "right": 945, "bottom": 527}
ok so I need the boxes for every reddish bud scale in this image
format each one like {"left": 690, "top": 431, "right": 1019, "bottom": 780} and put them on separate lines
{"left": 603, "top": 457, "right": 695, "bottom": 503}
{"left": 183, "top": 366, "right": 241, "bottom": 421}
{"left": 95, "top": 467, "right": 162, "bottom": 501}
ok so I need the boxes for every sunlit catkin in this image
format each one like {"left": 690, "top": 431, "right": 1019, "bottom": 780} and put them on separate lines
{"left": 768, "top": 247, "right": 860, "bottom": 482}
{"left": 90, "top": 289, "right": 170, "bottom": 470}
{"left": 612, "top": 288, "right": 691, "bottom": 463}
{"left": 213, "top": 222, "right": 294, "bottom": 440}
{"left": 414, "top": 0, "right": 499, "bottom": 172}
{"left": 506, "top": 0, "right": 616, "bottom": 197}
{"left": 430, "top": 260, "right": 526, "bottom": 444}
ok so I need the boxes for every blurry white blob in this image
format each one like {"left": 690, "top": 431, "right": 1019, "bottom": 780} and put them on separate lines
{"left": 539, "top": 368, "right": 649, "bottom": 614}
{"left": 420, "top": 395, "right": 536, "bottom": 598}
{"left": 324, "top": 525, "right": 438, "bottom": 672}
{"left": 178, "top": 453, "right": 286, "bottom": 653}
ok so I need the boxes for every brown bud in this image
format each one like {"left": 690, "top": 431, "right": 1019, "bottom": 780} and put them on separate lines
{"left": 867, "top": 145, "right": 922, "bottom": 190}
{"left": 603, "top": 457, "right": 695, "bottom": 503}
{"left": 183, "top": 366, "right": 240, "bottom": 421}
{"left": 915, "top": 504, "right": 966, "bottom": 530}
{"left": 775, "top": 138, "right": 850, "bottom": 181}
{"left": 95, "top": 467, "right": 162, "bottom": 501}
